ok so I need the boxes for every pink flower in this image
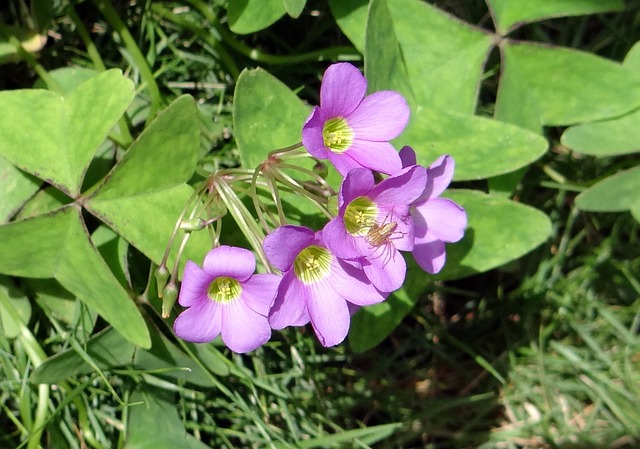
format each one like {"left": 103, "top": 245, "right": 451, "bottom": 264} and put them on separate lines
{"left": 173, "top": 246, "right": 280, "bottom": 353}
{"left": 302, "top": 63, "right": 409, "bottom": 176}
{"left": 400, "top": 146, "right": 467, "bottom": 274}
{"left": 323, "top": 165, "right": 427, "bottom": 292}
{"left": 264, "top": 225, "right": 387, "bottom": 347}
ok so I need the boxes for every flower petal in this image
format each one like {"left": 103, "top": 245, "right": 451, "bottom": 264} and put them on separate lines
{"left": 369, "top": 165, "right": 427, "bottom": 205}
{"left": 322, "top": 216, "right": 361, "bottom": 259}
{"left": 413, "top": 198, "right": 467, "bottom": 243}
{"left": 338, "top": 168, "right": 375, "bottom": 212}
{"left": 302, "top": 107, "right": 329, "bottom": 159}
{"left": 423, "top": 155, "right": 454, "bottom": 199}
{"left": 320, "top": 63, "right": 367, "bottom": 117}
{"left": 399, "top": 145, "right": 417, "bottom": 167}
{"left": 346, "top": 140, "right": 402, "bottom": 175}
{"left": 264, "top": 225, "right": 315, "bottom": 272}
{"left": 412, "top": 234, "right": 446, "bottom": 274}
{"left": 331, "top": 258, "right": 387, "bottom": 306}
{"left": 268, "top": 272, "right": 310, "bottom": 329}
{"left": 327, "top": 150, "right": 367, "bottom": 177}
{"left": 362, "top": 246, "right": 406, "bottom": 292}
{"left": 178, "top": 260, "right": 212, "bottom": 307}
{"left": 346, "top": 90, "right": 410, "bottom": 141}
{"left": 173, "top": 301, "right": 222, "bottom": 343}
{"left": 203, "top": 245, "right": 255, "bottom": 281}
{"left": 241, "top": 273, "right": 281, "bottom": 316}
{"left": 306, "top": 281, "right": 351, "bottom": 347}
{"left": 221, "top": 300, "right": 271, "bottom": 353}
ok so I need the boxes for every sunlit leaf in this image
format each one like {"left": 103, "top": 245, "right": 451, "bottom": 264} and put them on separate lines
{"left": 0, "top": 70, "right": 134, "bottom": 196}
{"left": 486, "top": 0, "right": 625, "bottom": 35}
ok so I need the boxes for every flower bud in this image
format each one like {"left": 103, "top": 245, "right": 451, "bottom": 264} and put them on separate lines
{"left": 161, "top": 282, "right": 178, "bottom": 318}
{"left": 179, "top": 217, "right": 207, "bottom": 232}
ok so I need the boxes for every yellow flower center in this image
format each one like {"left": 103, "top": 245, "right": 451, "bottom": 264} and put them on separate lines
{"left": 343, "top": 196, "right": 378, "bottom": 236}
{"left": 207, "top": 276, "right": 242, "bottom": 303}
{"left": 293, "top": 245, "right": 332, "bottom": 285}
{"left": 322, "top": 117, "right": 353, "bottom": 153}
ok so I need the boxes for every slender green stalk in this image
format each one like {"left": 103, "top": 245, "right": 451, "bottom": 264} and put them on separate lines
{"left": 92, "top": 0, "right": 162, "bottom": 123}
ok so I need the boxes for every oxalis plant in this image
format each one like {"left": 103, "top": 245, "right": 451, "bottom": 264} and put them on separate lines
{"left": 1, "top": 0, "right": 639, "bottom": 447}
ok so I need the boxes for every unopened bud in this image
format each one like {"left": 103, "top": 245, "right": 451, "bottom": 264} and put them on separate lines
{"left": 155, "top": 265, "right": 170, "bottom": 296}
{"left": 161, "top": 282, "right": 178, "bottom": 318}
{"left": 179, "top": 217, "right": 207, "bottom": 231}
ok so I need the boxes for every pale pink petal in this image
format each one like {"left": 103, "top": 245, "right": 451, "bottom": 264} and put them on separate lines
{"left": 178, "top": 260, "right": 211, "bottom": 307}
{"left": 346, "top": 90, "right": 410, "bottom": 141}
{"left": 221, "top": 300, "right": 271, "bottom": 353}
{"left": 320, "top": 63, "right": 367, "bottom": 117}
{"left": 302, "top": 107, "right": 329, "bottom": 159}
{"left": 346, "top": 140, "right": 402, "bottom": 175}
{"left": 306, "top": 281, "right": 351, "bottom": 347}
{"left": 264, "top": 225, "right": 314, "bottom": 272}
{"left": 338, "top": 168, "right": 375, "bottom": 211}
{"left": 422, "top": 155, "right": 454, "bottom": 199}
{"left": 331, "top": 258, "right": 387, "bottom": 306}
{"left": 203, "top": 246, "right": 255, "bottom": 281}
{"left": 327, "top": 150, "right": 366, "bottom": 177}
{"left": 322, "top": 216, "right": 361, "bottom": 259}
{"left": 369, "top": 165, "right": 427, "bottom": 204}
{"left": 412, "top": 235, "right": 446, "bottom": 274}
{"left": 268, "top": 272, "right": 309, "bottom": 329}
{"left": 173, "top": 301, "right": 222, "bottom": 343}
{"left": 240, "top": 273, "right": 281, "bottom": 316}
{"left": 413, "top": 198, "right": 467, "bottom": 243}
{"left": 362, "top": 246, "right": 406, "bottom": 293}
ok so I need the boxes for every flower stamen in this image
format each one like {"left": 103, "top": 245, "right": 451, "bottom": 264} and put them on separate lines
{"left": 322, "top": 117, "right": 353, "bottom": 153}
{"left": 207, "top": 276, "right": 242, "bottom": 303}
{"left": 294, "top": 245, "right": 332, "bottom": 284}
{"left": 344, "top": 197, "right": 378, "bottom": 236}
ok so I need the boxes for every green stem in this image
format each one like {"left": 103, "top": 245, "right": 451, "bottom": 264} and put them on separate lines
{"left": 92, "top": 0, "right": 162, "bottom": 123}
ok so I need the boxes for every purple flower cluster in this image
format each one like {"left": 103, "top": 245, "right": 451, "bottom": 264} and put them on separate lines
{"left": 173, "top": 63, "right": 466, "bottom": 352}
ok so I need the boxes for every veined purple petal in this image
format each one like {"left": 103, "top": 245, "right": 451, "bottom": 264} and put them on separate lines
{"left": 322, "top": 217, "right": 362, "bottom": 259}
{"left": 347, "top": 140, "right": 402, "bottom": 175}
{"left": 268, "top": 272, "right": 309, "bottom": 329}
{"left": 221, "top": 300, "right": 271, "bottom": 353}
{"left": 241, "top": 273, "right": 281, "bottom": 316}
{"left": 346, "top": 90, "right": 410, "bottom": 141}
{"left": 338, "top": 168, "right": 375, "bottom": 212}
{"left": 302, "top": 107, "right": 329, "bottom": 159}
{"left": 306, "top": 281, "right": 351, "bottom": 347}
{"left": 178, "top": 260, "right": 211, "bottom": 307}
{"left": 362, "top": 246, "right": 406, "bottom": 292}
{"left": 264, "top": 225, "right": 315, "bottom": 272}
{"left": 332, "top": 258, "right": 387, "bottom": 306}
{"left": 412, "top": 234, "right": 446, "bottom": 274}
{"left": 369, "top": 165, "right": 427, "bottom": 205}
{"left": 399, "top": 146, "right": 417, "bottom": 167}
{"left": 173, "top": 301, "right": 222, "bottom": 343}
{"left": 413, "top": 198, "right": 467, "bottom": 243}
{"left": 320, "top": 63, "right": 367, "bottom": 117}
{"left": 422, "top": 155, "right": 454, "bottom": 199}
{"left": 203, "top": 245, "right": 255, "bottom": 281}
{"left": 327, "top": 150, "right": 366, "bottom": 177}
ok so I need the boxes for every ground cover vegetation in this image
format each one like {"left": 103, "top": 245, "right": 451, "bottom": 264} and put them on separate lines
{"left": 0, "top": 0, "right": 639, "bottom": 448}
